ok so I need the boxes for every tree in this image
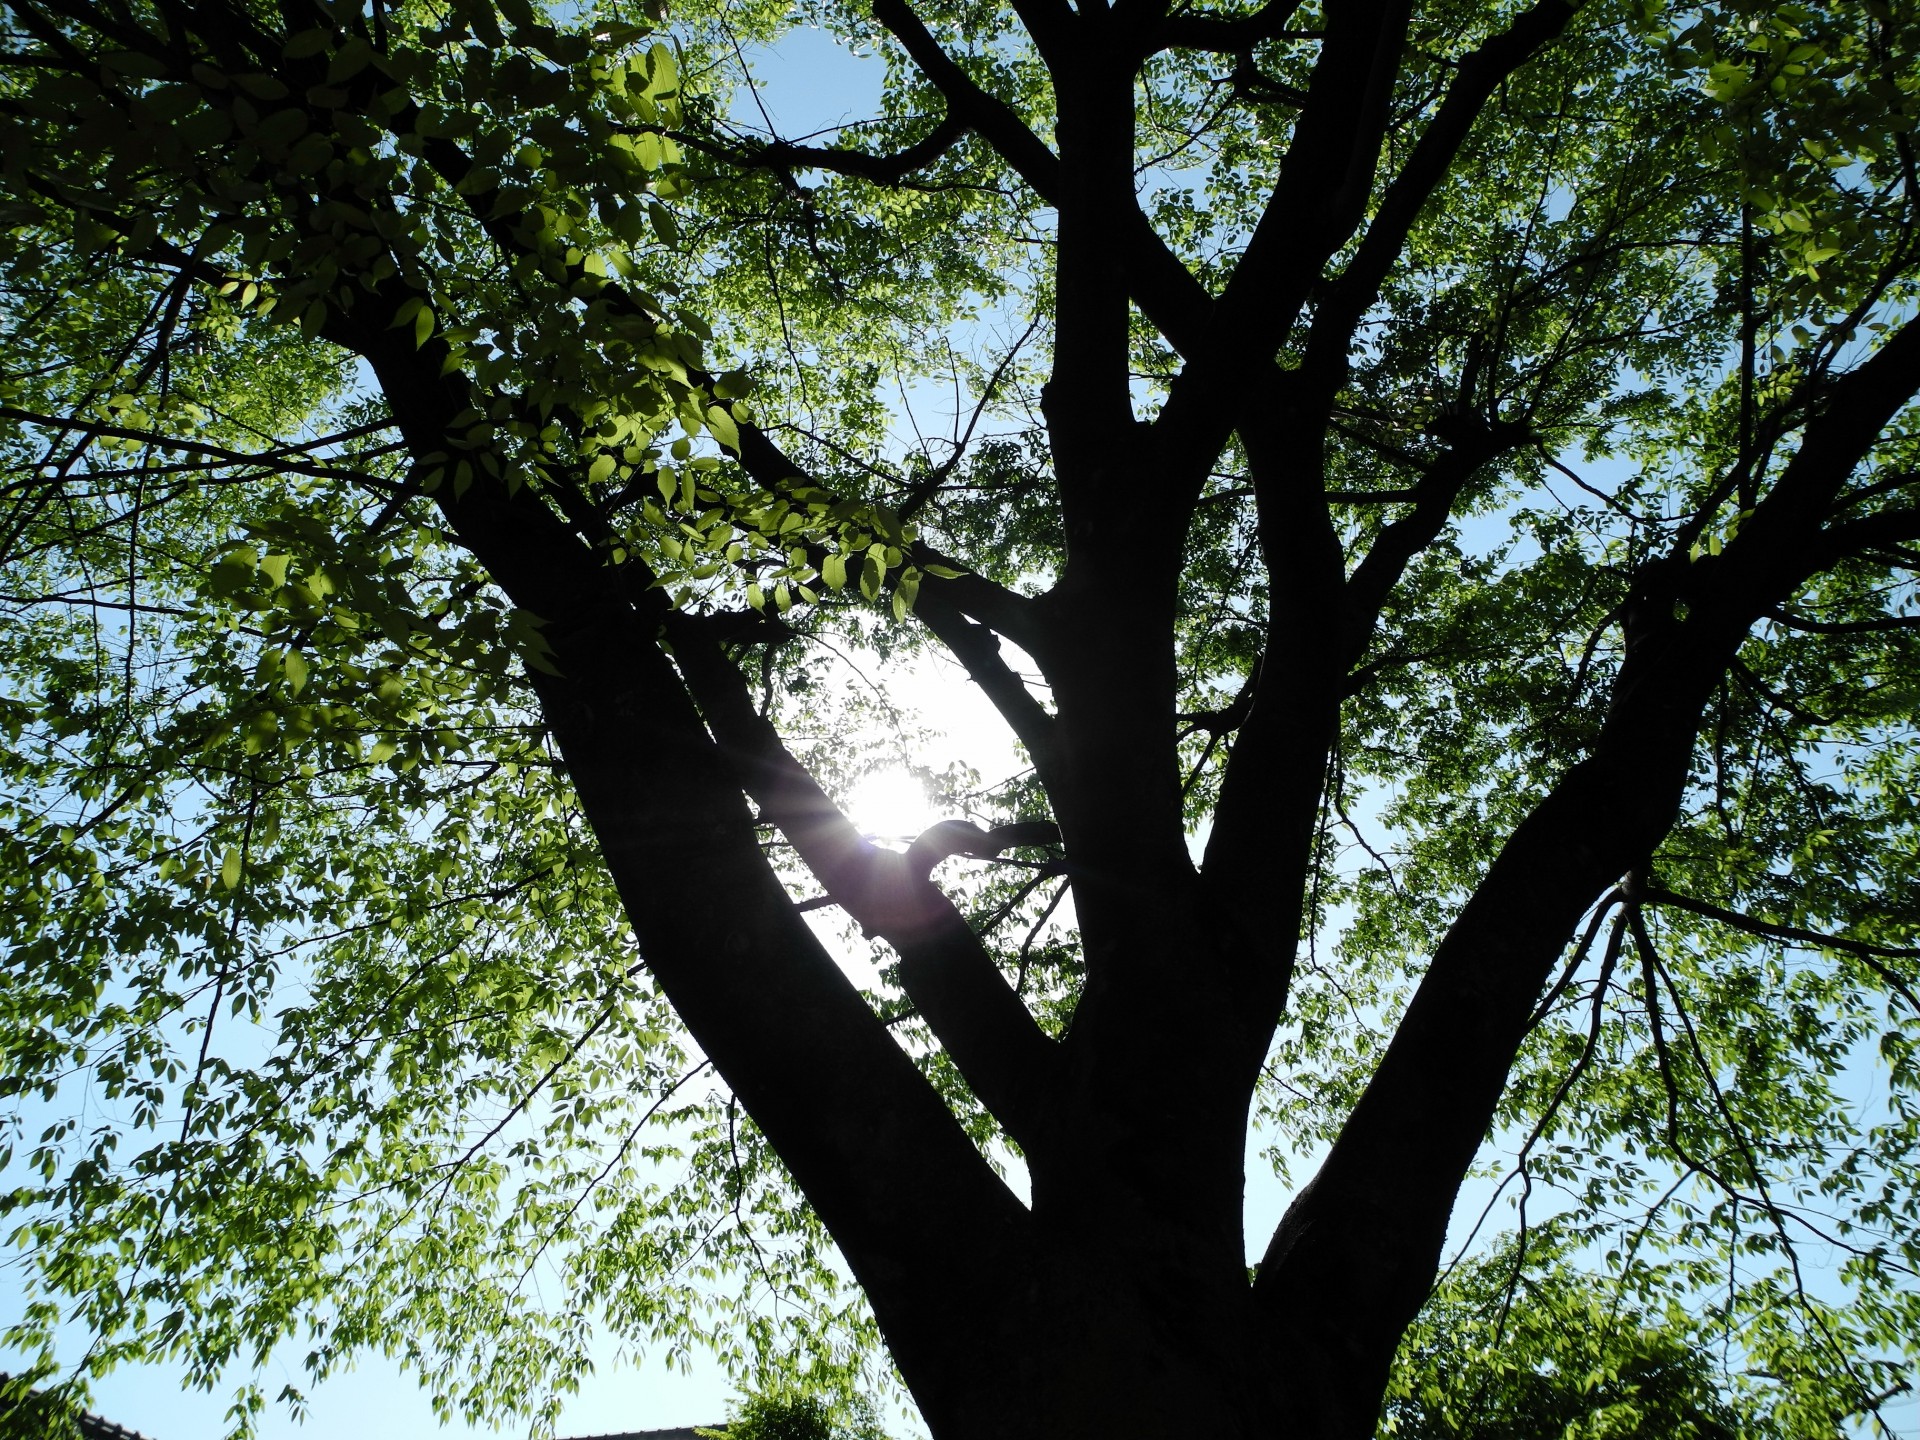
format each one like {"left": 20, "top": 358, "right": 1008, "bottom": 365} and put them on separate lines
{"left": 699, "top": 1386, "right": 891, "bottom": 1440}
{"left": 1, "top": 0, "right": 1918, "bottom": 1435}
{"left": 1382, "top": 1238, "right": 1782, "bottom": 1440}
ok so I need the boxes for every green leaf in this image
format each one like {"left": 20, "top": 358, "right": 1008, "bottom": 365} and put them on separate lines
{"left": 286, "top": 131, "right": 334, "bottom": 174}
{"left": 327, "top": 36, "right": 373, "bottom": 83}
{"left": 102, "top": 50, "right": 170, "bottom": 78}
{"left": 255, "top": 107, "right": 309, "bottom": 151}
{"left": 282, "top": 28, "right": 330, "bottom": 59}
{"left": 231, "top": 73, "right": 291, "bottom": 101}
{"left": 644, "top": 42, "right": 678, "bottom": 98}
{"left": 610, "top": 202, "right": 647, "bottom": 245}
{"left": 705, "top": 404, "right": 740, "bottom": 453}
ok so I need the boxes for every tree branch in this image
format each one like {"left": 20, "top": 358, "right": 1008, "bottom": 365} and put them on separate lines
{"left": 1247, "top": 300, "right": 1920, "bottom": 1438}
{"left": 911, "top": 590, "right": 1061, "bottom": 780}
{"left": 1179, "top": 655, "right": 1260, "bottom": 736}
{"left": 727, "top": 425, "right": 1046, "bottom": 652}
{"left": 1342, "top": 418, "right": 1534, "bottom": 649}
{"left": 73, "top": 17, "right": 1056, "bottom": 1371}
{"left": 382, "top": 88, "right": 1052, "bottom": 662}
{"left": 870, "top": 0, "right": 1216, "bottom": 354}
{"left": 1816, "top": 506, "right": 1920, "bottom": 565}
{"left": 1198, "top": 411, "right": 1348, "bottom": 1035}
{"left": 870, "top": 0, "right": 1062, "bottom": 202}
{"left": 1149, "top": 0, "right": 1313, "bottom": 55}
{"left": 678, "top": 111, "right": 970, "bottom": 189}
{"left": 1295, "top": 0, "right": 1578, "bottom": 409}
{"left": 1764, "top": 605, "right": 1920, "bottom": 635}
{"left": 1639, "top": 884, "right": 1920, "bottom": 1015}
{"left": 666, "top": 618, "right": 1062, "bottom": 1146}
{"left": 1150, "top": 0, "right": 1419, "bottom": 488}
{"left": 0, "top": 405, "right": 405, "bottom": 488}
{"left": 1212, "top": 0, "right": 1413, "bottom": 344}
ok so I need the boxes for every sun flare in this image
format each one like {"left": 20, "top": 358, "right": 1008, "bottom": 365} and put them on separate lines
{"left": 847, "top": 769, "right": 938, "bottom": 845}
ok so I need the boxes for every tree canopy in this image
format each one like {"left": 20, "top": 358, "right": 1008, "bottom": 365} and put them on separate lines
{"left": 699, "top": 1387, "right": 892, "bottom": 1440}
{"left": 1, "top": 0, "right": 1919, "bottom": 1435}
{"left": 1382, "top": 1237, "right": 1781, "bottom": 1440}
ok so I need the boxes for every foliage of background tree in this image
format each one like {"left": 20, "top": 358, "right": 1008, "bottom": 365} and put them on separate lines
{"left": 698, "top": 1386, "right": 891, "bottom": 1440}
{"left": 0, "top": 1372, "right": 101, "bottom": 1440}
{"left": 1, "top": 0, "right": 1919, "bottom": 1435}
{"left": 1381, "top": 1237, "right": 1784, "bottom": 1440}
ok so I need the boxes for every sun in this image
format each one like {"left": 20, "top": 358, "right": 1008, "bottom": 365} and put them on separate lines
{"left": 847, "top": 768, "right": 938, "bottom": 845}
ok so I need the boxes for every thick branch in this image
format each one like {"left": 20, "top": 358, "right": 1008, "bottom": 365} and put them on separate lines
{"left": 1198, "top": 413, "right": 1348, "bottom": 1039}
{"left": 1249, "top": 283, "right": 1920, "bottom": 1440}
{"left": 1005, "top": 0, "right": 1077, "bottom": 65}
{"left": 1342, "top": 417, "right": 1534, "bottom": 650}
{"left": 1252, "top": 713, "right": 1705, "bottom": 1436}
{"left": 1737, "top": 323, "right": 1920, "bottom": 577}
{"left": 912, "top": 590, "right": 1061, "bottom": 779}
{"left": 85, "top": 0, "right": 1050, "bottom": 1378}
{"left": 870, "top": 0, "right": 1062, "bottom": 202}
{"left": 1150, "top": 0, "right": 1312, "bottom": 54}
{"left": 1816, "top": 505, "right": 1920, "bottom": 565}
{"left": 1213, "top": 0, "right": 1411, "bottom": 343}
{"left": 1296, "top": 0, "right": 1578, "bottom": 406}
{"left": 870, "top": 0, "right": 1215, "bottom": 354}
{"left": 136, "top": 46, "right": 1042, "bottom": 1382}
{"left": 666, "top": 620, "right": 1062, "bottom": 1145}
{"left": 1151, "top": 0, "right": 1416, "bottom": 489}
